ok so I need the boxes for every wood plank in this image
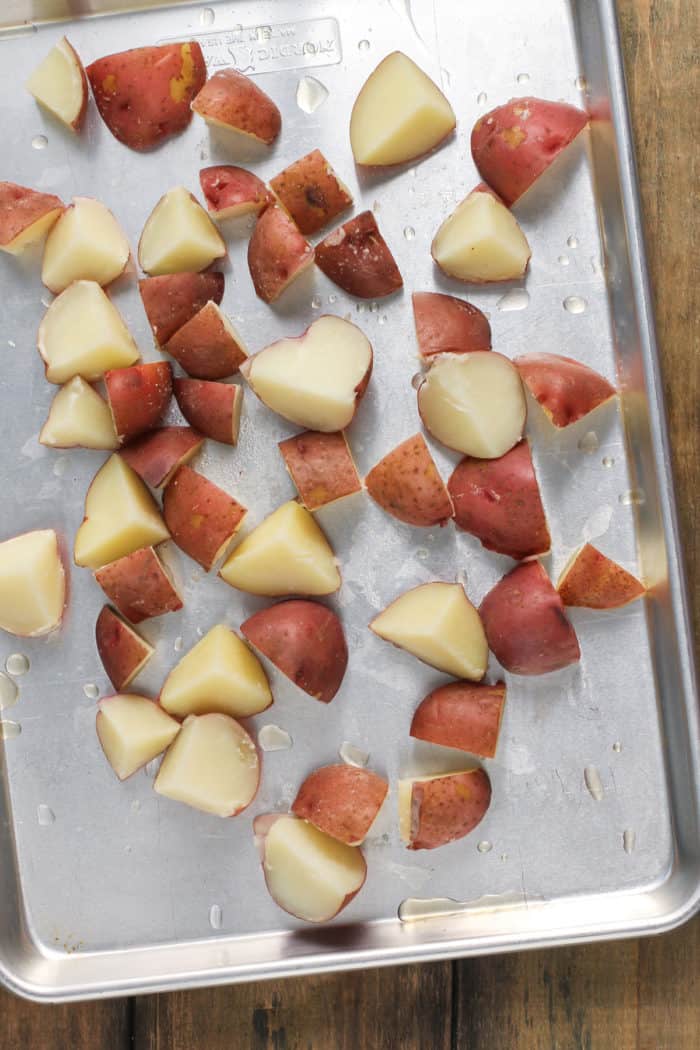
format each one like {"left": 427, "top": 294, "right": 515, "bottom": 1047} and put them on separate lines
{"left": 133, "top": 963, "right": 452, "bottom": 1050}
{"left": 0, "top": 986, "right": 130, "bottom": 1050}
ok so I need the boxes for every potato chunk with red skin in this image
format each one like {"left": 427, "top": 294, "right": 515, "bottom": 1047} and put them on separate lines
{"left": 557, "top": 543, "right": 645, "bottom": 609}
{"left": 95, "top": 605, "right": 153, "bottom": 692}
{"left": 0, "top": 182, "right": 63, "bottom": 255}
{"left": 248, "top": 205, "right": 315, "bottom": 304}
{"left": 292, "top": 765, "right": 389, "bottom": 845}
{"left": 480, "top": 561, "right": 580, "bottom": 675}
{"left": 410, "top": 681, "right": 506, "bottom": 758}
{"left": 164, "top": 302, "right": 247, "bottom": 380}
{"left": 119, "top": 426, "right": 203, "bottom": 489}
{"left": 138, "top": 272, "right": 225, "bottom": 346}
{"left": 401, "top": 769, "right": 492, "bottom": 851}
{"left": 87, "top": 43, "right": 206, "bottom": 151}
{"left": 270, "top": 150, "right": 353, "bottom": 235}
{"left": 315, "top": 211, "right": 402, "bottom": 299}
{"left": 163, "top": 466, "right": 247, "bottom": 570}
{"left": 366, "top": 433, "right": 453, "bottom": 528}
{"left": 447, "top": 440, "right": 550, "bottom": 560}
{"left": 94, "top": 546, "right": 182, "bottom": 624}
{"left": 412, "top": 291, "right": 491, "bottom": 358}
{"left": 174, "top": 379, "right": 243, "bottom": 447}
{"left": 278, "top": 431, "right": 361, "bottom": 510}
{"left": 199, "top": 165, "right": 270, "bottom": 219}
{"left": 514, "top": 352, "right": 616, "bottom": 427}
{"left": 192, "top": 69, "right": 281, "bottom": 145}
{"left": 471, "top": 98, "right": 589, "bottom": 205}
{"left": 105, "top": 361, "right": 172, "bottom": 445}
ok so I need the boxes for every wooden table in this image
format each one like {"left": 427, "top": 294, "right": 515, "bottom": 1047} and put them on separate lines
{"left": 3, "top": 1, "right": 698, "bottom": 1045}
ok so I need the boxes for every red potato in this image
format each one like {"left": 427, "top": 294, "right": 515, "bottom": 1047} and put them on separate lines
{"left": 365, "top": 433, "right": 453, "bottom": 528}
{"left": 119, "top": 426, "right": 203, "bottom": 489}
{"left": 174, "top": 378, "right": 243, "bottom": 446}
{"left": 94, "top": 546, "right": 182, "bottom": 624}
{"left": 247, "top": 205, "right": 315, "bottom": 304}
{"left": 514, "top": 352, "right": 617, "bottom": 427}
{"left": 479, "top": 561, "right": 580, "bottom": 675}
{"left": 412, "top": 291, "right": 492, "bottom": 358}
{"left": 95, "top": 605, "right": 154, "bottom": 692}
{"left": 447, "top": 440, "right": 550, "bottom": 560}
{"left": 164, "top": 301, "right": 247, "bottom": 379}
{"left": 410, "top": 681, "right": 506, "bottom": 758}
{"left": 278, "top": 431, "right": 361, "bottom": 510}
{"left": 241, "top": 599, "right": 348, "bottom": 703}
{"left": 191, "top": 69, "right": 281, "bottom": 145}
{"left": 557, "top": 543, "right": 645, "bottom": 609}
{"left": 199, "top": 165, "right": 270, "bottom": 219}
{"left": 86, "top": 43, "right": 206, "bottom": 150}
{"left": 105, "top": 361, "right": 172, "bottom": 444}
{"left": 315, "top": 211, "right": 403, "bottom": 299}
{"left": 400, "top": 769, "right": 492, "bottom": 850}
{"left": 471, "top": 97, "right": 589, "bottom": 206}
{"left": 270, "top": 150, "right": 353, "bottom": 235}
{"left": 0, "top": 182, "right": 63, "bottom": 255}
{"left": 138, "top": 271, "right": 225, "bottom": 346}
{"left": 292, "top": 765, "right": 389, "bottom": 845}
{"left": 163, "top": 465, "right": 247, "bottom": 570}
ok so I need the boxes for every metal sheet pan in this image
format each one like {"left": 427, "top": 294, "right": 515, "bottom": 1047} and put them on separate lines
{"left": 0, "top": 0, "right": 697, "bottom": 1002}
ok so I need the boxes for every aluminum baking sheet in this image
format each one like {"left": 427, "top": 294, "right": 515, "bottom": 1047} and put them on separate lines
{"left": 0, "top": 0, "right": 697, "bottom": 1002}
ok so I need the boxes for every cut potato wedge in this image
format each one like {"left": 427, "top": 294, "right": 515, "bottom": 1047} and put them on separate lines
{"left": 94, "top": 546, "right": 182, "bottom": 624}
{"left": 174, "top": 379, "right": 243, "bottom": 447}
{"left": 26, "top": 35, "right": 88, "bottom": 132}
{"left": 40, "top": 376, "right": 118, "bottom": 450}
{"left": 412, "top": 291, "right": 492, "bottom": 358}
{"left": 199, "top": 165, "right": 270, "bottom": 219}
{"left": 0, "top": 182, "right": 63, "bottom": 255}
{"left": 119, "top": 426, "right": 203, "bottom": 489}
{"left": 365, "top": 433, "right": 453, "bottom": 527}
{"left": 315, "top": 211, "right": 403, "bottom": 299}
{"left": 163, "top": 465, "right": 247, "bottom": 570}
{"left": 95, "top": 605, "right": 153, "bottom": 692}
{"left": 557, "top": 543, "right": 645, "bottom": 609}
{"left": 410, "top": 681, "right": 506, "bottom": 758}
{"left": 138, "top": 187, "right": 226, "bottom": 276}
{"left": 247, "top": 205, "right": 315, "bottom": 304}
{"left": 514, "top": 352, "right": 617, "bottom": 427}
{"left": 398, "top": 769, "right": 492, "bottom": 850}
{"left": 278, "top": 431, "right": 361, "bottom": 510}
{"left": 0, "top": 529, "right": 65, "bottom": 637}
{"left": 270, "top": 149, "right": 353, "bottom": 235}
{"left": 96, "top": 694, "right": 180, "bottom": 780}
{"left": 192, "top": 69, "right": 281, "bottom": 144}
{"left": 431, "top": 190, "right": 531, "bottom": 282}
{"left": 105, "top": 361, "right": 172, "bottom": 444}
{"left": 292, "top": 765, "right": 388, "bottom": 845}
{"left": 138, "top": 271, "right": 225, "bottom": 346}
{"left": 165, "top": 301, "right": 247, "bottom": 380}
{"left": 370, "top": 581, "right": 488, "bottom": 680}
{"left": 42, "top": 197, "right": 130, "bottom": 293}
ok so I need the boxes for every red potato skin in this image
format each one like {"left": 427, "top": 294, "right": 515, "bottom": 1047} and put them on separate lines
{"left": 515, "top": 353, "right": 616, "bottom": 427}
{"left": 199, "top": 165, "right": 271, "bottom": 218}
{"left": 241, "top": 599, "right": 348, "bottom": 703}
{"left": 409, "top": 768, "right": 492, "bottom": 851}
{"left": 94, "top": 546, "right": 182, "bottom": 624}
{"left": 365, "top": 433, "right": 454, "bottom": 528}
{"left": 60, "top": 38, "right": 89, "bottom": 131}
{"left": 247, "top": 205, "right": 315, "bottom": 304}
{"left": 471, "top": 97, "right": 589, "bottom": 205}
{"left": 270, "top": 149, "right": 353, "bottom": 236}
{"left": 174, "top": 378, "right": 241, "bottom": 446}
{"left": 278, "top": 431, "right": 361, "bottom": 510}
{"left": 95, "top": 605, "right": 153, "bottom": 691}
{"left": 410, "top": 681, "right": 506, "bottom": 758}
{"left": 315, "top": 211, "right": 403, "bottom": 299}
{"left": 412, "top": 291, "right": 492, "bottom": 358}
{"left": 105, "top": 361, "right": 173, "bottom": 444}
{"left": 448, "top": 440, "right": 550, "bottom": 559}
{"left": 479, "top": 561, "right": 581, "bottom": 675}
{"left": 138, "top": 272, "right": 225, "bottom": 346}
{"left": 86, "top": 43, "right": 206, "bottom": 151}
{"left": 192, "top": 69, "right": 281, "bottom": 144}
{"left": 163, "top": 465, "right": 247, "bottom": 570}
{"left": 292, "top": 765, "right": 389, "bottom": 845}
{"left": 557, "top": 543, "right": 645, "bottom": 609}
{"left": 164, "top": 302, "right": 246, "bottom": 379}
{"left": 119, "top": 426, "right": 203, "bottom": 488}
{"left": 0, "top": 182, "right": 63, "bottom": 249}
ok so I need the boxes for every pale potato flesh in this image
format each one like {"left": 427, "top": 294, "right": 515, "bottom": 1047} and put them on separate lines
{"left": 74, "top": 454, "right": 170, "bottom": 569}
{"left": 418, "top": 352, "right": 526, "bottom": 458}
{"left": 0, "top": 529, "right": 65, "bottom": 637}
{"left": 243, "top": 316, "right": 371, "bottom": 432}
{"left": 41, "top": 197, "right": 130, "bottom": 293}
{"left": 154, "top": 713, "right": 259, "bottom": 817}
{"left": 219, "top": 500, "right": 340, "bottom": 596}
{"left": 350, "top": 51, "right": 455, "bottom": 166}
{"left": 26, "top": 36, "right": 85, "bottom": 128}
{"left": 40, "top": 376, "right": 119, "bottom": 449}
{"left": 96, "top": 694, "right": 180, "bottom": 780}
{"left": 160, "top": 624, "right": 272, "bottom": 718}
{"left": 262, "top": 814, "right": 366, "bottom": 922}
{"left": 431, "top": 192, "right": 531, "bottom": 282}
{"left": 371, "top": 581, "right": 488, "bottom": 680}
{"left": 138, "top": 187, "right": 226, "bottom": 276}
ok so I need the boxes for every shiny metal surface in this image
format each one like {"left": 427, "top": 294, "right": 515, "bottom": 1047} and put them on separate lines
{"left": 0, "top": 0, "right": 697, "bottom": 1002}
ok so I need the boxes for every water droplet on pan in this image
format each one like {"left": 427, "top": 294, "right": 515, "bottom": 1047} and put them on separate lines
{"left": 584, "top": 764, "right": 604, "bottom": 801}
{"left": 602, "top": 456, "right": 615, "bottom": 469}
{"left": 516, "top": 72, "right": 530, "bottom": 84}
{"left": 612, "top": 741, "right": 622, "bottom": 753}
{"left": 339, "top": 741, "right": 369, "bottom": 767}
{"left": 578, "top": 431, "right": 599, "bottom": 454}
{"left": 558, "top": 254, "right": 570, "bottom": 266}
{"left": 5, "top": 654, "right": 29, "bottom": 677}
{"left": 575, "top": 75, "right": 587, "bottom": 91}
{"left": 83, "top": 683, "right": 99, "bottom": 699}
{"left": 563, "top": 295, "right": 587, "bottom": 314}
{"left": 311, "top": 295, "right": 322, "bottom": 309}
{"left": 258, "top": 724, "right": 292, "bottom": 752}
{"left": 209, "top": 903, "right": 223, "bottom": 929}
{"left": 32, "top": 134, "right": 48, "bottom": 150}
{"left": 620, "top": 488, "right": 646, "bottom": 506}
{"left": 0, "top": 674, "right": 19, "bottom": 710}
{"left": 37, "top": 804, "right": 55, "bottom": 825}
{"left": 174, "top": 636, "right": 183, "bottom": 652}
{"left": 623, "top": 829, "right": 636, "bottom": 854}
{"left": 295, "top": 76, "right": 329, "bottom": 114}
{"left": 477, "top": 840, "right": 492, "bottom": 853}
{"left": 477, "top": 91, "right": 488, "bottom": 105}
{"left": 403, "top": 226, "right": 415, "bottom": 241}
{"left": 567, "top": 234, "right": 579, "bottom": 248}
{"left": 0, "top": 721, "right": 21, "bottom": 739}
{"left": 199, "top": 6, "right": 215, "bottom": 25}
{"left": 497, "top": 288, "right": 529, "bottom": 312}
{"left": 358, "top": 39, "right": 370, "bottom": 51}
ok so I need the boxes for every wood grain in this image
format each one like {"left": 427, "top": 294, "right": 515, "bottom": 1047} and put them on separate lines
{"left": 0, "top": 993, "right": 130, "bottom": 1050}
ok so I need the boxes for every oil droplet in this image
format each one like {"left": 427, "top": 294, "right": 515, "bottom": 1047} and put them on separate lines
{"left": 497, "top": 288, "right": 529, "bottom": 312}
{"left": 563, "top": 295, "right": 587, "bottom": 314}
{"left": 416, "top": 548, "right": 429, "bottom": 560}
{"left": 623, "top": 829, "right": 636, "bottom": 854}
{"left": 398, "top": 897, "right": 462, "bottom": 922}
{"left": 620, "top": 488, "right": 645, "bottom": 506}
{"left": 209, "top": 903, "right": 223, "bottom": 929}
{"left": 0, "top": 674, "right": 18, "bottom": 710}
{"left": 6, "top": 654, "right": 29, "bottom": 677}
{"left": 477, "top": 840, "right": 492, "bottom": 853}
{"left": 358, "top": 39, "right": 370, "bottom": 51}
{"left": 295, "top": 76, "right": 329, "bottom": 114}
{"left": 567, "top": 234, "right": 579, "bottom": 248}
{"left": 403, "top": 226, "right": 416, "bottom": 241}
{"left": 339, "top": 741, "right": 369, "bottom": 767}
{"left": 258, "top": 724, "right": 292, "bottom": 752}
{"left": 516, "top": 72, "right": 530, "bottom": 84}
{"left": 558, "top": 254, "right": 570, "bottom": 266}
{"left": 602, "top": 456, "right": 615, "bottom": 468}
{"left": 311, "top": 295, "right": 322, "bottom": 309}
{"left": 174, "top": 636, "right": 183, "bottom": 652}
{"left": 32, "top": 134, "right": 48, "bottom": 149}
{"left": 83, "top": 683, "right": 99, "bottom": 699}
{"left": 37, "top": 804, "right": 55, "bottom": 825}
{"left": 477, "top": 91, "right": 488, "bottom": 105}
{"left": 612, "top": 741, "right": 622, "bottom": 753}
{"left": 584, "top": 765, "right": 604, "bottom": 801}
{"left": 578, "top": 430, "right": 599, "bottom": 454}
{"left": 328, "top": 293, "right": 338, "bottom": 303}
{"left": 0, "top": 721, "right": 21, "bottom": 739}
{"left": 378, "top": 315, "right": 387, "bottom": 325}
{"left": 411, "top": 372, "right": 423, "bottom": 390}
{"left": 575, "top": 75, "right": 587, "bottom": 91}
{"left": 199, "top": 6, "right": 215, "bottom": 25}
{"left": 8, "top": 340, "right": 16, "bottom": 348}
